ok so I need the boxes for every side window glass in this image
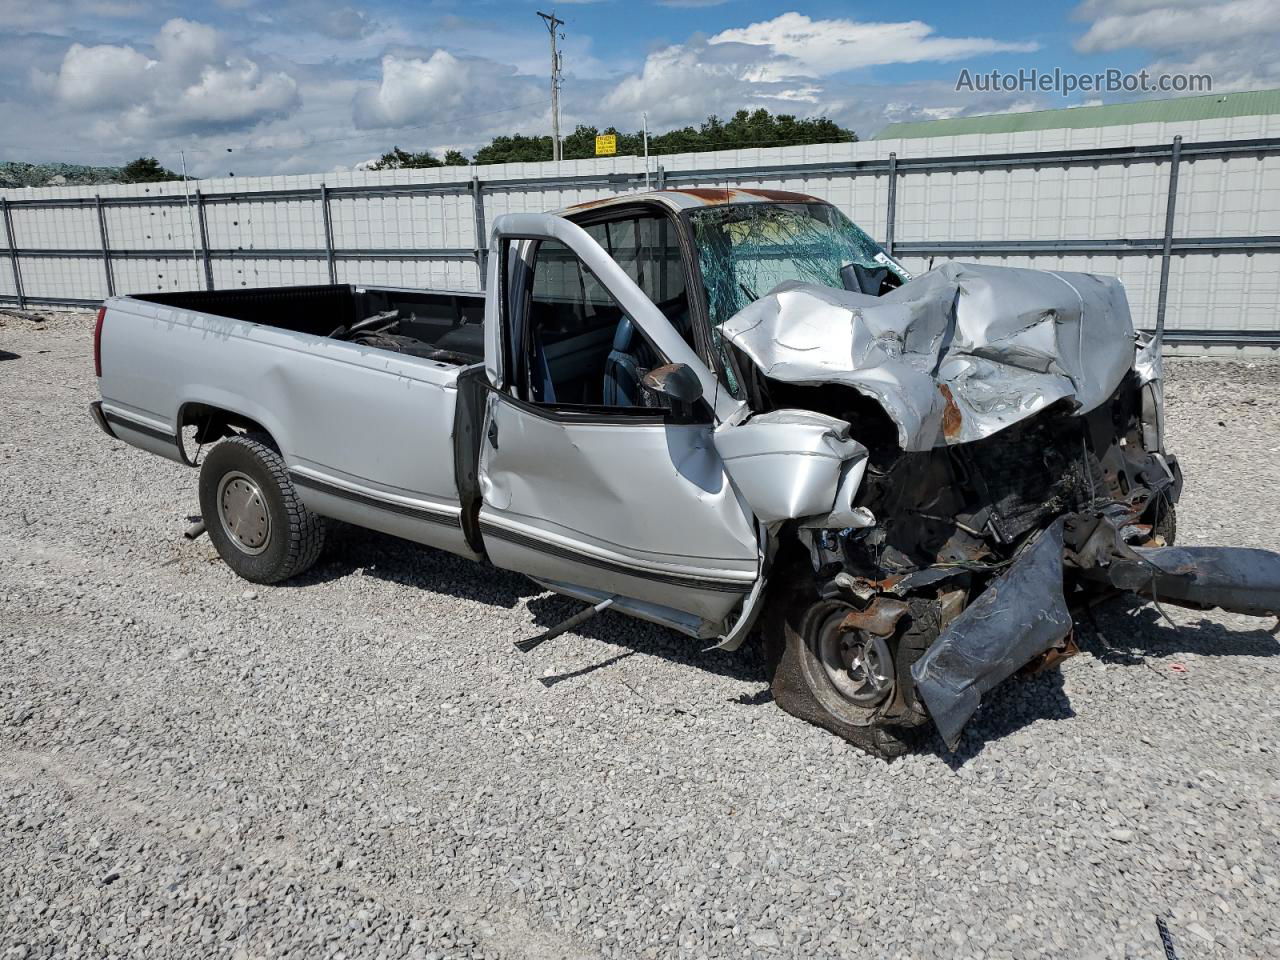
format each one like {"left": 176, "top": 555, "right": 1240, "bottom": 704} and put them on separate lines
{"left": 583, "top": 214, "right": 691, "bottom": 346}
{"left": 523, "top": 240, "right": 666, "bottom": 411}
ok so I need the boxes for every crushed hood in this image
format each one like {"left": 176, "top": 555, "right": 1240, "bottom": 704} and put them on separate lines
{"left": 719, "top": 262, "right": 1138, "bottom": 451}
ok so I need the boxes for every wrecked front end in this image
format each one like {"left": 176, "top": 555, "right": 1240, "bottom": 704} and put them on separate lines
{"left": 715, "top": 262, "right": 1280, "bottom": 756}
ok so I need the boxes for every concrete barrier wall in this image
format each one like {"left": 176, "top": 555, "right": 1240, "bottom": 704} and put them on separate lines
{"left": 2, "top": 109, "right": 1278, "bottom": 343}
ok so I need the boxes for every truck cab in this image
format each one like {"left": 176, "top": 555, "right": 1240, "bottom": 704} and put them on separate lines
{"left": 472, "top": 190, "right": 910, "bottom": 643}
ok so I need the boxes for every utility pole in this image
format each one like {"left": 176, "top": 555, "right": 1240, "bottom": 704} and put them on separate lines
{"left": 537, "top": 11, "right": 565, "bottom": 162}
{"left": 643, "top": 112, "right": 650, "bottom": 190}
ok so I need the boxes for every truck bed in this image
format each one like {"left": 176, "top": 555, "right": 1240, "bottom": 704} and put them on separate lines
{"left": 96, "top": 282, "right": 489, "bottom": 563}
{"left": 135, "top": 283, "right": 487, "bottom": 363}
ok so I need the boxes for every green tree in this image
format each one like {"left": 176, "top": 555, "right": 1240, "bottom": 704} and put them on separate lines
{"left": 369, "top": 146, "right": 443, "bottom": 170}
{"left": 120, "top": 157, "right": 179, "bottom": 183}
{"left": 468, "top": 109, "right": 856, "bottom": 165}
{"left": 442, "top": 149, "right": 469, "bottom": 166}
{"left": 473, "top": 134, "right": 555, "bottom": 164}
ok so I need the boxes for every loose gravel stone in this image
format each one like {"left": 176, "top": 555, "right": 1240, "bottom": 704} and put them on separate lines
{"left": 2, "top": 309, "right": 1279, "bottom": 958}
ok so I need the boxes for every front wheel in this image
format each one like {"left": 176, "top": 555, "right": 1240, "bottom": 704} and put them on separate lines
{"left": 764, "top": 590, "right": 940, "bottom": 760}
{"left": 198, "top": 433, "right": 325, "bottom": 584}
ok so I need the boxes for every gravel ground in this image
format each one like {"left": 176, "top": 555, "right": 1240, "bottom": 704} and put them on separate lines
{"left": 2, "top": 308, "right": 1279, "bottom": 960}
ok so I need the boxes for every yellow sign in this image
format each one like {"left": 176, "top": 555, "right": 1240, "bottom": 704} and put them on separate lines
{"left": 595, "top": 134, "right": 617, "bottom": 156}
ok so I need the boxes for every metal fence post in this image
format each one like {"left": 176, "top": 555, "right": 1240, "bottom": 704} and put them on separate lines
{"left": 470, "top": 177, "right": 487, "bottom": 287}
{"left": 1, "top": 197, "right": 26, "bottom": 309}
{"left": 656, "top": 164, "right": 666, "bottom": 190}
{"left": 319, "top": 184, "right": 337, "bottom": 284}
{"left": 885, "top": 151, "right": 898, "bottom": 256}
{"left": 95, "top": 195, "right": 115, "bottom": 298}
{"left": 1154, "top": 135, "right": 1183, "bottom": 346}
{"left": 195, "top": 190, "right": 214, "bottom": 290}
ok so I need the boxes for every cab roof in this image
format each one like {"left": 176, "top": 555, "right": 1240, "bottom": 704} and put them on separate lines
{"left": 563, "top": 187, "right": 824, "bottom": 216}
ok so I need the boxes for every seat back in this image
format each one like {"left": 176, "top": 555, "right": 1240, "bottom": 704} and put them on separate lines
{"left": 602, "top": 316, "right": 642, "bottom": 407}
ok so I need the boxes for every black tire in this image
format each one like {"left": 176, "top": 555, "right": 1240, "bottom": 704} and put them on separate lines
{"left": 764, "top": 587, "right": 939, "bottom": 760}
{"left": 198, "top": 433, "right": 325, "bottom": 584}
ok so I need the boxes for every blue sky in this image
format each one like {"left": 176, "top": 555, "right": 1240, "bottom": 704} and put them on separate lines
{"left": 1, "top": 0, "right": 1275, "bottom": 175}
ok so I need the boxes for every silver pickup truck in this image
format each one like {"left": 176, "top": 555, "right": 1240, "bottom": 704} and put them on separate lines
{"left": 92, "top": 188, "right": 1280, "bottom": 757}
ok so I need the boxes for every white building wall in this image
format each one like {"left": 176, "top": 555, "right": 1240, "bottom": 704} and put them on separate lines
{"left": 2, "top": 111, "right": 1278, "bottom": 340}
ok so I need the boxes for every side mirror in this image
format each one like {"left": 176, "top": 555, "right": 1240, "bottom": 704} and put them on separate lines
{"left": 642, "top": 362, "right": 704, "bottom": 406}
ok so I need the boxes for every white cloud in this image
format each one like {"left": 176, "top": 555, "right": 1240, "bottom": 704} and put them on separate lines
{"left": 1072, "top": 0, "right": 1280, "bottom": 92}
{"left": 604, "top": 13, "right": 1038, "bottom": 130}
{"left": 49, "top": 42, "right": 155, "bottom": 109}
{"left": 353, "top": 51, "right": 544, "bottom": 133}
{"left": 40, "top": 18, "right": 300, "bottom": 137}
{"left": 1075, "top": 0, "right": 1280, "bottom": 52}
{"left": 315, "top": 6, "right": 375, "bottom": 40}
{"left": 603, "top": 40, "right": 818, "bottom": 127}
{"left": 711, "top": 12, "right": 1039, "bottom": 77}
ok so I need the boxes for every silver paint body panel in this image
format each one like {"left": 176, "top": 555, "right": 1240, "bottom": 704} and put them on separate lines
{"left": 97, "top": 295, "right": 480, "bottom": 560}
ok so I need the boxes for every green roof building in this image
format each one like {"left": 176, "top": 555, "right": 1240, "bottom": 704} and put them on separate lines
{"left": 876, "top": 88, "right": 1280, "bottom": 140}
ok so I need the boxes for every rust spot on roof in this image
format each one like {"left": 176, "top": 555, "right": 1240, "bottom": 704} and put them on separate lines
{"left": 673, "top": 187, "right": 735, "bottom": 203}
{"left": 735, "top": 188, "right": 821, "bottom": 203}
{"left": 939, "top": 383, "right": 963, "bottom": 440}
{"left": 565, "top": 195, "right": 623, "bottom": 211}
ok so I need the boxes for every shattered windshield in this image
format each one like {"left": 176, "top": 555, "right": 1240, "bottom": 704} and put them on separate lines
{"left": 688, "top": 202, "right": 909, "bottom": 331}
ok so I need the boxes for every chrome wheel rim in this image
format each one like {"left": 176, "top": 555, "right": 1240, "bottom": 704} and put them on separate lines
{"left": 814, "top": 610, "right": 894, "bottom": 708}
{"left": 217, "top": 471, "right": 271, "bottom": 556}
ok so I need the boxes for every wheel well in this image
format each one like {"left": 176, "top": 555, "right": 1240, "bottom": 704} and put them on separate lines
{"left": 178, "top": 403, "right": 273, "bottom": 465}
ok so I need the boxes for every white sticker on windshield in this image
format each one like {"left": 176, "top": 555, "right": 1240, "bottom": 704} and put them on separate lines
{"left": 874, "top": 250, "right": 912, "bottom": 280}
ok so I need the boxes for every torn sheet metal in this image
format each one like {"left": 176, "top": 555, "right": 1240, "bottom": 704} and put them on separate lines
{"left": 1107, "top": 544, "right": 1280, "bottom": 617}
{"left": 714, "top": 409, "right": 868, "bottom": 524}
{"left": 911, "top": 519, "right": 1073, "bottom": 750}
{"left": 720, "top": 262, "right": 1138, "bottom": 452}
{"left": 1133, "top": 332, "right": 1167, "bottom": 451}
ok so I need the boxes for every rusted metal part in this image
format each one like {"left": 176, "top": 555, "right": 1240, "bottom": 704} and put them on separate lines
{"left": 565, "top": 187, "right": 822, "bottom": 213}
{"left": 938, "top": 383, "right": 963, "bottom": 441}
{"left": 838, "top": 573, "right": 904, "bottom": 603}
{"left": 839, "top": 597, "right": 910, "bottom": 637}
{"left": 937, "top": 588, "right": 967, "bottom": 629}
{"left": 564, "top": 195, "right": 625, "bottom": 212}
{"left": 675, "top": 187, "right": 736, "bottom": 203}
{"left": 1018, "top": 630, "right": 1080, "bottom": 676}
{"left": 734, "top": 187, "right": 822, "bottom": 203}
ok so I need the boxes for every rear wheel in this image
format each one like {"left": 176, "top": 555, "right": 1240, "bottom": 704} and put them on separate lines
{"left": 198, "top": 433, "right": 325, "bottom": 584}
{"left": 765, "top": 588, "right": 940, "bottom": 760}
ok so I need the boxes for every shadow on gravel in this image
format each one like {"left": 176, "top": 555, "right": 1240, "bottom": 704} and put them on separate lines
{"left": 525, "top": 592, "right": 765, "bottom": 685}
{"left": 925, "top": 668, "right": 1075, "bottom": 767}
{"left": 269, "top": 522, "right": 766, "bottom": 685}
{"left": 1087, "top": 597, "right": 1280, "bottom": 660}
{"left": 931, "top": 600, "right": 1280, "bottom": 766}
{"left": 0, "top": 349, "right": 19, "bottom": 361}
{"left": 280, "top": 523, "right": 540, "bottom": 608}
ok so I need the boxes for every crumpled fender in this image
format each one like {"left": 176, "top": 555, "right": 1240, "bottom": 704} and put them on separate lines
{"left": 911, "top": 519, "right": 1073, "bottom": 750}
{"left": 713, "top": 409, "right": 871, "bottom": 526}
